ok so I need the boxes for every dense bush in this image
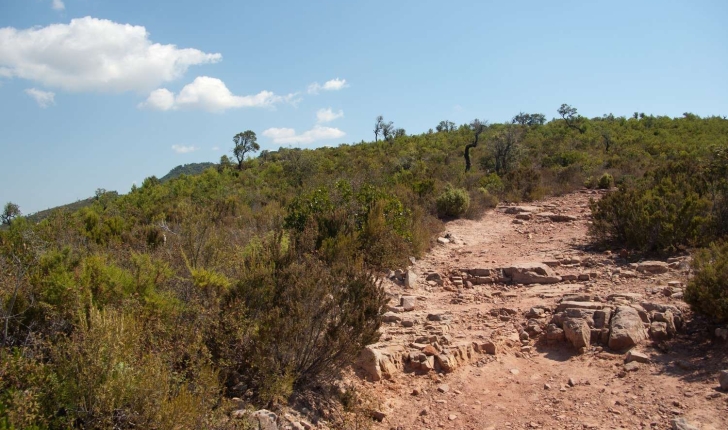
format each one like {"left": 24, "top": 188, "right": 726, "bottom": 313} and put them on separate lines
{"left": 597, "top": 173, "right": 614, "bottom": 189}
{"left": 684, "top": 241, "right": 728, "bottom": 322}
{"left": 436, "top": 187, "right": 470, "bottom": 218}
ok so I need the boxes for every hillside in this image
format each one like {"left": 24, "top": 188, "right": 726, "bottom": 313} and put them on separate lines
{"left": 160, "top": 162, "right": 216, "bottom": 183}
{"left": 1, "top": 111, "right": 727, "bottom": 429}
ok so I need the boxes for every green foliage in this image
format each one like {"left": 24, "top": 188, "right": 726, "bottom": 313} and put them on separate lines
{"left": 160, "top": 162, "right": 216, "bottom": 183}
{"left": 3, "top": 111, "right": 728, "bottom": 427}
{"left": 684, "top": 241, "right": 728, "bottom": 322}
{"left": 436, "top": 187, "right": 470, "bottom": 218}
{"left": 597, "top": 173, "right": 614, "bottom": 189}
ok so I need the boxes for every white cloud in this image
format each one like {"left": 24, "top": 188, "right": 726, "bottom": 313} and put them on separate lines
{"left": 211, "top": 146, "right": 220, "bottom": 151}
{"left": 52, "top": 0, "right": 65, "bottom": 11}
{"left": 24, "top": 88, "right": 55, "bottom": 108}
{"left": 140, "top": 76, "right": 298, "bottom": 112}
{"left": 263, "top": 125, "right": 345, "bottom": 145}
{"left": 171, "top": 144, "right": 198, "bottom": 154}
{"left": 307, "top": 78, "right": 348, "bottom": 94}
{"left": 0, "top": 17, "right": 221, "bottom": 93}
{"left": 316, "top": 107, "right": 343, "bottom": 123}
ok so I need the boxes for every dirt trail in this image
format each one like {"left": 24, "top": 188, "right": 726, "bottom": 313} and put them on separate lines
{"left": 352, "top": 190, "right": 727, "bottom": 430}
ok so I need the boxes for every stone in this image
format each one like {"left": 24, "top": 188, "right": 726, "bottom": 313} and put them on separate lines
{"left": 670, "top": 417, "right": 699, "bottom": 430}
{"left": 556, "top": 301, "right": 606, "bottom": 312}
{"left": 371, "top": 410, "right": 386, "bottom": 422}
{"left": 624, "top": 361, "right": 641, "bottom": 372}
{"left": 525, "top": 307, "right": 545, "bottom": 318}
{"left": 607, "top": 292, "right": 642, "bottom": 302}
{"left": 503, "top": 262, "right": 561, "bottom": 284}
{"left": 716, "top": 327, "right": 728, "bottom": 340}
{"left": 719, "top": 370, "right": 728, "bottom": 390}
{"left": 608, "top": 306, "right": 648, "bottom": 350}
{"left": 425, "top": 272, "right": 443, "bottom": 284}
{"left": 546, "top": 324, "right": 565, "bottom": 342}
{"left": 625, "top": 350, "right": 650, "bottom": 364}
{"left": 427, "top": 311, "right": 451, "bottom": 321}
{"left": 577, "top": 273, "right": 590, "bottom": 281}
{"left": 448, "top": 414, "right": 458, "bottom": 421}
{"left": 437, "top": 384, "right": 450, "bottom": 393}
{"left": 653, "top": 311, "right": 676, "bottom": 335}
{"left": 593, "top": 309, "right": 612, "bottom": 329}
{"left": 563, "top": 318, "right": 591, "bottom": 350}
{"left": 637, "top": 261, "right": 670, "bottom": 274}
{"left": 405, "top": 269, "right": 417, "bottom": 289}
{"left": 401, "top": 296, "right": 416, "bottom": 311}
{"left": 356, "top": 346, "right": 403, "bottom": 381}
{"left": 251, "top": 410, "right": 278, "bottom": 430}
{"left": 437, "top": 237, "right": 450, "bottom": 244}
{"left": 505, "top": 205, "right": 539, "bottom": 214}
{"left": 649, "top": 322, "right": 669, "bottom": 341}
{"left": 422, "top": 344, "right": 439, "bottom": 356}
{"left": 382, "top": 312, "right": 402, "bottom": 323}
{"left": 473, "top": 340, "right": 497, "bottom": 355}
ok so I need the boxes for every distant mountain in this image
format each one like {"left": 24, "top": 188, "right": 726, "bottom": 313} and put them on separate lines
{"left": 160, "top": 162, "right": 215, "bottom": 183}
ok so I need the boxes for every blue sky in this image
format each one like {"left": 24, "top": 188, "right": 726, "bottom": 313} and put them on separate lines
{"left": 1, "top": 0, "right": 727, "bottom": 214}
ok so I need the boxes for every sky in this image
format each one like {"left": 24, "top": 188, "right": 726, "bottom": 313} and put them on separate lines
{"left": 1, "top": 0, "right": 727, "bottom": 214}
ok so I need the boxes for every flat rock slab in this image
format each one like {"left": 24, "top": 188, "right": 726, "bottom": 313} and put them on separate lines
{"left": 503, "top": 262, "right": 562, "bottom": 284}
{"left": 637, "top": 261, "right": 670, "bottom": 274}
{"left": 504, "top": 205, "right": 540, "bottom": 214}
{"left": 556, "top": 301, "right": 607, "bottom": 312}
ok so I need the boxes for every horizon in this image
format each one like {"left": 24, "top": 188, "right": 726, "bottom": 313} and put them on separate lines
{"left": 1, "top": 0, "right": 727, "bottom": 214}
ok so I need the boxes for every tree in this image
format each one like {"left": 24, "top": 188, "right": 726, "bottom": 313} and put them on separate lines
{"left": 490, "top": 125, "right": 522, "bottom": 175}
{"left": 464, "top": 119, "right": 488, "bottom": 172}
{"left": 512, "top": 112, "right": 546, "bottom": 126}
{"left": 394, "top": 128, "right": 406, "bottom": 138}
{"left": 436, "top": 120, "right": 456, "bottom": 133}
{"left": 381, "top": 121, "right": 394, "bottom": 142}
{"left": 558, "top": 104, "right": 585, "bottom": 133}
{"left": 232, "top": 131, "right": 260, "bottom": 170}
{"left": 1, "top": 202, "right": 20, "bottom": 226}
{"left": 218, "top": 154, "right": 233, "bottom": 172}
{"left": 373, "top": 115, "right": 384, "bottom": 142}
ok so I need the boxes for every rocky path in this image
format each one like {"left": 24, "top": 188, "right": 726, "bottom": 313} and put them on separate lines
{"left": 352, "top": 190, "right": 728, "bottom": 430}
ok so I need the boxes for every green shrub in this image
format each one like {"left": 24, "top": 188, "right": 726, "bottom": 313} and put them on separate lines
{"left": 684, "top": 241, "right": 728, "bottom": 322}
{"left": 465, "top": 188, "right": 498, "bottom": 219}
{"left": 597, "top": 173, "right": 614, "bottom": 189}
{"left": 584, "top": 176, "right": 598, "bottom": 189}
{"left": 590, "top": 176, "right": 712, "bottom": 252}
{"left": 436, "top": 187, "right": 470, "bottom": 218}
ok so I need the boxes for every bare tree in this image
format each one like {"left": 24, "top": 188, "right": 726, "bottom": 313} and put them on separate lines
{"left": 373, "top": 115, "right": 384, "bottom": 142}
{"left": 381, "top": 121, "right": 394, "bottom": 142}
{"left": 464, "top": 119, "right": 487, "bottom": 172}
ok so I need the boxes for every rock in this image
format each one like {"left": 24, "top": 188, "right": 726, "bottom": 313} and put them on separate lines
{"left": 356, "top": 346, "right": 403, "bottom": 381}
{"left": 607, "top": 292, "right": 642, "bottom": 302}
{"left": 448, "top": 414, "right": 458, "bottom": 421}
{"left": 716, "top": 328, "right": 728, "bottom": 340}
{"left": 382, "top": 312, "right": 402, "bottom": 323}
{"left": 671, "top": 417, "right": 700, "bottom": 430}
{"left": 427, "top": 311, "right": 451, "bottom": 321}
{"left": 401, "top": 296, "right": 416, "bottom": 311}
{"left": 437, "top": 237, "right": 450, "bottom": 244}
{"left": 637, "top": 261, "right": 669, "bottom": 274}
{"left": 405, "top": 269, "right": 417, "bottom": 289}
{"left": 526, "top": 307, "right": 545, "bottom": 318}
{"left": 505, "top": 205, "right": 539, "bottom": 214}
{"left": 577, "top": 273, "right": 590, "bottom": 281}
{"left": 242, "top": 410, "right": 277, "bottom": 430}
{"left": 425, "top": 272, "right": 443, "bottom": 284}
{"left": 371, "top": 410, "right": 386, "bottom": 422}
{"left": 437, "top": 384, "right": 450, "bottom": 393}
{"left": 608, "top": 306, "right": 648, "bottom": 350}
{"left": 503, "top": 262, "right": 561, "bottom": 284}
{"left": 422, "top": 344, "right": 439, "bottom": 356}
{"left": 563, "top": 318, "right": 591, "bottom": 350}
{"left": 653, "top": 311, "right": 676, "bottom": 335}
{"left": 546, "top": 324, "right": 565, "bottom": 342}
{"left": 593, "top": 309, "right": 612, "bottom": 329}
{"left": 625, "top": 350, "right": 650, "bottom": 364}
{"left": 624, "top": 361, "right": 641, "bottom": 372}
{"left": 567, "top": 377, "right": 576, "bottom": 387}
{"left": 473, "top": 340, "right": 497, "bottom": 355}
{"left": 556, "top": 301, "right": 606, "bottom": 312}
{"left": 649, "top": 322, "right": 669, "bottom": 341}
{"left": 719, "top": 370, "right": 728, "bottom": 390}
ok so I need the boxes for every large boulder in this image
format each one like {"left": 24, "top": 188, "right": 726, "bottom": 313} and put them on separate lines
{"left": 502, "top": 262, "right": 561, "bottom": 284}
{"left": 637, "top": 261, "right": 669, "bottom": 274}
{"left": 563, "top": 318, "right": 591, "bottom": 349}
{"left": 356, "top": 346, "right": 403, "bottom": 381}
{"left": 608, "top": 306, "right": 648, "bottom": 350}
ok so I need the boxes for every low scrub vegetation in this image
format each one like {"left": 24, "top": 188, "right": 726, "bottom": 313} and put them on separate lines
{"left": 2, "top": 110, "right": 728, "bottom": 427}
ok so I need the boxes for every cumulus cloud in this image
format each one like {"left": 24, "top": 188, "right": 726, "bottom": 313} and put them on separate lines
{"left": 139, "top": 76, "right": 298, "bottom": 112}
{"left": 52, "top": 0, "right": 65, "bottom": 11}
{"left": 171, "top": 144, "right": 198, "bottom": 154}
{"left": 263, "top": 125, "right": 345, "bottom": 145}
{"left": 307, "top": 78, "right": 348, "bottom": 94}
{"left": 316, "top": 107, "right": 343, "bottom": 123}
{"left": 0, "top": 17, "right": 221, "bottom": 93}
{"left": 24, "top": 88, "right": 55, "bottom": 108}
